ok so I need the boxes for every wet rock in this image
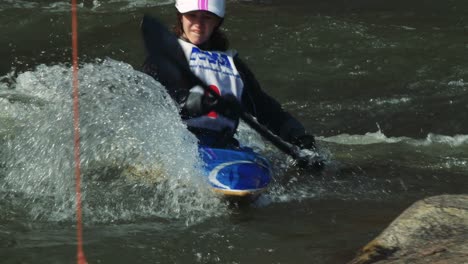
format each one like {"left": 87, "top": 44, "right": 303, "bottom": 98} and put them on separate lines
{"left": 348, "top": 195, "right": 468, "bottom": 264}
{"left": 84, "top": 160, "right": 167, "bottom": 185}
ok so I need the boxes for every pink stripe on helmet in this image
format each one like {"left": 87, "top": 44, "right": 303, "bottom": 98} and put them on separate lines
{"left": 199, "top": 0, "right": 208, "bottom": 11}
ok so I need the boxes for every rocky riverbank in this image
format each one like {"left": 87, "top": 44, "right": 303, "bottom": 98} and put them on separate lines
{"left": 348, "top": 195, "right": 468, "bottom": 264}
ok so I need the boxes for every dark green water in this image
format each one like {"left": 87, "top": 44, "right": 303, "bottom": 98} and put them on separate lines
{"left": 1, "top": 0, "right": 467, "bottom": 263}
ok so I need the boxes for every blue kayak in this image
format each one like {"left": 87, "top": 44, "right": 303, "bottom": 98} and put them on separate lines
{"left": 199, "top": 146, "right": 272, "bottom": 197}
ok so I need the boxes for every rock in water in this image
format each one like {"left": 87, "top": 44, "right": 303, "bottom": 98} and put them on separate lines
{"left": 349, "top": 195, "right": 468, "bottom": 264}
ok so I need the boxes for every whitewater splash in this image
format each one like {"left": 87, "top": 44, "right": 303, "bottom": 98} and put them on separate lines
{"left": 0, "top": 59, "right": 226, "bottom": 224}
{"left": 0, "top": 58, "right": 332, "bottom": 222}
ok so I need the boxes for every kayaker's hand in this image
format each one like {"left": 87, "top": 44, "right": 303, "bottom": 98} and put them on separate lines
{"left": 213, "top": 94, "right": 242, "bottom": 120}
{"left": 184, "top": 89, "right": 242, "bottom": 120}
{"left": 292, "top": 134, "right": 316, "bottom": 151}
{"left": 292, "top": 134, "right": 324, "bottom": 169}
{"left": 184, "top": 86, "right": 208, "bottom": 117}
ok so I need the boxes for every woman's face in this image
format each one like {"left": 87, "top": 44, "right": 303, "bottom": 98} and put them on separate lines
{"left": 181, "top": 11, "right": 221, "bottom": 45}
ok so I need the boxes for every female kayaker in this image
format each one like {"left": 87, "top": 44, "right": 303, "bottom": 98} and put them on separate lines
{"left": 143, "top": 0, "right": 316, "bottom": 150}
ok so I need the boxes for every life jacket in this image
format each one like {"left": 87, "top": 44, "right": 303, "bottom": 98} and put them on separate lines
{"left": 178, "top": 39, "right": 245, "bottom": 133}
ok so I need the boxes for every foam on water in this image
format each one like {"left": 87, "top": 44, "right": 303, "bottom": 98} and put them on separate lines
{"left": 321, "top": 129, "right": 468, "bottom": 147}
{"left": 1, "top": 59, "right": 226, "bottom": 224}
{"left": 0, "top": 0, "right": 38, "bottom": 10}
{"left": 0, "top": 0, "right": 173, "bottom": 12}
{"left": 422, "top": 133, "right": 468, "bottom": 147}
{"left": 108, "top": 0, "right": 173, "bottom": 11}
{"left": 320, "top": 128, "right": 468, "bottom": 175}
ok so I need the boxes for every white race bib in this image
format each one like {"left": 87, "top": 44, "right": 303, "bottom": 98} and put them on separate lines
{"left": 179, "top": 40, "right": 245, "bottom": 132}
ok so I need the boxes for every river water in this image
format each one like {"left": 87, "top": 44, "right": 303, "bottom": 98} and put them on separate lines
{"left": 1, "top": 0, "right": 467, "bottom": 263}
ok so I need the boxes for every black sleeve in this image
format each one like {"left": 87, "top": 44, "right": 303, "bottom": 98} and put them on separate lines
{"left": 142, "top": 56, "right": 190, "bottom": 105}
{"left": 143, "top": 56, "right": 206, "bottom": 119}
{"left": 235, "top": 56, "right": 308, "bottom": 143}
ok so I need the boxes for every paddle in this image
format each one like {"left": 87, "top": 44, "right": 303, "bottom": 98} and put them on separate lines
{"left": 140, "top": 15, "right": 325, "bottom": 170}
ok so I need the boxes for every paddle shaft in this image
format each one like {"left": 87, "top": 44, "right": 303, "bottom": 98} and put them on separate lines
{"left": 182, "top": 58, "right": 309, "bottom": 163}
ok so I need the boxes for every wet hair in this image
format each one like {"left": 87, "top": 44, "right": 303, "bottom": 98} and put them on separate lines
{"left": 173, "top": 12, "right": 229, "bottom": 51}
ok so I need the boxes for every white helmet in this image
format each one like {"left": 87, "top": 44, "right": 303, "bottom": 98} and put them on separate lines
{"left": 175, "top": 0, "right": 225, "bottom": 18}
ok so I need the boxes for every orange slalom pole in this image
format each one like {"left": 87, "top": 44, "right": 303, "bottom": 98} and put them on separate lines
{"left": 71, "top": 0, "right": 87, "bottom": 263}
